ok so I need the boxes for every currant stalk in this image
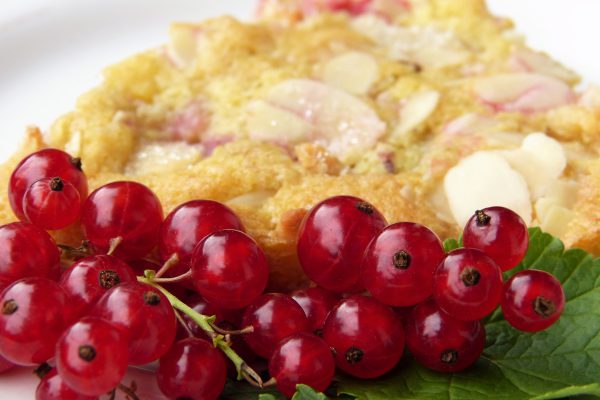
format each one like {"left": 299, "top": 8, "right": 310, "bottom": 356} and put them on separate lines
{"left": 136, "top": 275, "right": 263, "bottom": 387}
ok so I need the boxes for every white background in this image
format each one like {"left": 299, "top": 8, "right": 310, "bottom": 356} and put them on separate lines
{"left": 0, "top": 0, "right": 598, "bottom": 398}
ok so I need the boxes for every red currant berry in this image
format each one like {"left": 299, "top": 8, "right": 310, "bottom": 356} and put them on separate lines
{"left": 0, "top": 278, "right": 71, "bottom": 366}
{"left": 35, "top": 368, "right": 98, "bottom": 400}
{"left": 501, "top": 269, "right": 565, "bottom": 332}
{"left": 127, "top": 258, "right": 159, "bottom": 275}
{"left": 159, "top": 200, "right": 244, "bottom": 279}
{"left": 463, "top": 206, "right": 529, "bottom": 271}
{"left": 269, "top": 333, "right": 335, "bottom": 398}
{"left": 23, "top": 177, "right": 82, "bottom": 230}
{"left": 58, "top": 255, "right": 137, "bottom": 319}
{"left": 433, "top": 248, "right": 503, "bottom": 321}
{"left": 405, "top": 299, "right": 485, "bottom": 373}
{"left": 175, "top": 296, "right": 255, "bottom": 377}
{"left": 9, "top": 149, "right": 88, "bottom": 221}
{"left": 56, "top": 317, "right": 128, "bottom": 397}
{"left": 291, "top": 287, "right": 340, "bottom": 335}
{"left": 191, "top": 229, "right": 268, "bottom": 310}
{"left": 242, "top": 293, "right": 310, "bottom": 359}
{"left": 157, "top": 337, "right": 226, "bottom": 400}
{"left": 0, "top": 355, "right": 14, "bottom": 374}
{"left": 81, "top": 181, "right": 163, "bottom": 260}
{"left": 0, "top": 280, "right": 15, "bottom": 374}
{"left": 297, "top": 196, "right": 387, "bottom": 293}
{"left": 322, "top": 295, "right": 404, "bottom": 378}
{"left": 91, "top": 282, "right": 176, "bottom": 365}
{"left": 0, "top": 222, "right": 60, "bottom": 282}
{"left": 361, "top": 222, "right": 445, "bottom": 307}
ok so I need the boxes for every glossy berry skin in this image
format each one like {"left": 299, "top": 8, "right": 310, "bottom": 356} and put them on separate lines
{"left": 0, "top": 280, "right": 13, "bottom": 374}
{"left": 58, "top": 255, "right": 137, "bottom": 319}
{"left": 242, "top": 293, "right": 310, "bottom": 359}
{"left": 463, "top": 206, "right": 529, "bottom": 271}
{"left": 322, "top": 295, "right": 404, "bottom": 378}
{"left": 56, "top": 317, "right": 128, "bottom": 397}
{"left": 269, "top": 333, "right": 336, "bottom": 398}
{"left": 157, "top": 337, "right": 227, "bottom": 400}
{"left": 361, "top": 222, "right": 445, "bottom": 307}
{"left": 502, "top": 270, "right": 565, "bottom": 332}
{"left": 291, "top": 287, "right": 340, "bottom": 335}
{"left": 0, "top": 222, "right": 60, "bottom": 282}
{"left": 405, "top": 299, "right": 485, "bottom": 373}
{"left": 91, "top": 282, "right": 176, "bottom": 365}
{"left": 0, "top": 278, "right": 71, "bottom": 366}
{"left": 159, "top": 200, "right": 244, "bottom": 278}
{"left": 35, "top": 368, "right": 98, "bottom": 400}
{"left": 127, "top": 258, "right": 159, "bottom": 276}
{"left": 0, "top": 355, "right": 14, "bottom": 374}
{"left": 177, "top": 295, "right": 255, "bottom": 375}
{"left": 23, "top": 177, "right": 81, "bottom": 230}
{"left": 9, "top": 148, "right": 88, "bottom": 221}
{"left": 0, "top": 280, "right": 15, "bottom": 373}
{"left": 191, "top": 229, "right": 269, "bottom": 310}
{"left": 81, "top": 181, "right": 164, "bottom": 260}
{"left": 433, "top": 248, "right": 503, "bottom": 321}
{"left": 297, "top": 195, "right": 387, "bottom": 293}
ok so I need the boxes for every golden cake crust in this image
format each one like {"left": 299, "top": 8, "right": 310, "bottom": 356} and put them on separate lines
{"left": 3, "top": 0, "right": 600, "bottom": 290}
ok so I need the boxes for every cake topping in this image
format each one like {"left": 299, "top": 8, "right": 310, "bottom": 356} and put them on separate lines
{"left": 473, "top": 73, "right": 575, "bottom": 113}
{"left": 248, "top": 79, "right": 386, "bottom": 163}
{"left": 444, "top": 151, "right": 532, "bottom": 227}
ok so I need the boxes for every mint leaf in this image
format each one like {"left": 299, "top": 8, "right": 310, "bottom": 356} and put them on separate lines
{"left": 338, "top": 228, "right": 600, "bottom": 400}
{"left": 292, "top": 384, "right": 330, "bottom": 399}
{"left": 443, "top": 237, "right": 460, "bottom": 252}
{"left": 259, "top": 395, "right": 279, "bottom": 400}
{"left": 221, "top": 381, "right": 286, "bottom": 400}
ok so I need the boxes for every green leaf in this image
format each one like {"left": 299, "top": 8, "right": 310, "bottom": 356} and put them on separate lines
{"left": 292, "top": 384, "right": 330, "bottom": 400}
{"left": 220, "top": 381, "right": 286, "bottom": 400}
{"left": 338, "top": 228, "right": 600, "bottom": 400}
{"left": 259, "top": 395, "right": 280, "bottom": 400}
{"left": 443, "top": 237, "right": 460, "bottom": 252}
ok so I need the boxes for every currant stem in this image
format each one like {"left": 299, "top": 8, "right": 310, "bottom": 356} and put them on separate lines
{"left": 262, "top": 377, "right": 277, "bottom": 387}
{"left": 107, "top": 237, "right": 123, "bottom": 256}
{"left": 137, "top": 276, "right": 264, "bottom": 387}
{"left": 117, "top": 382, "right": 140, "bottom": 400}
{"left": 138, "top": 276, "right": 214, "bottom": 333}
{"left": 58, "top": 241, "right": 91, "bottom": 259}
{"left": 154, "top": 253, "right": 180, "bottom": 279}
{"left": 209, "top": 321, "right": 254, "bottom": 336}
{"left": 174, "top": 309, "right": 194, "bottom": 338}
{"left": 151, "top": 270, "right": 192, "bottom": 284}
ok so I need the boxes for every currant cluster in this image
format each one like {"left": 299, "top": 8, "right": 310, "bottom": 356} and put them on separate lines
{"left": 296, "top": 196, "right": 566, "bottom": 375}
{"left": 0, "top": 148, "right": 567, "bottom": 400}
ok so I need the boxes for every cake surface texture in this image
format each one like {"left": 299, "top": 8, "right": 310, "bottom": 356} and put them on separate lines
{"left": 3, "top": 0, "right": 600, "bottom": 289}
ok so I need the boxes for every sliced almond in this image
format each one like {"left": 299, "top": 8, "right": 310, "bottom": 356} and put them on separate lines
{"left": 264, "top": 79, "right": 386, "bottom": 163}
{"left": 246, "top": 100, "right": 312, "bottom": 143}
{"left": 539, "top": 205, "right": 574, "bottom": 238}
{"left": 444, "top": 151, "right": 532, "bottom": 228}
{"left": 351, "top": 15, "right": 470, "bottom": 69}
{"left": 390, "top": 90, "right": 439, "bottom": 142}
{"left": 226, "top": 191, "right": 275, "bottom": 208}
{"left": 473, "top": 73, "right": 574, "bottom": 113}
{"left": 321, "top": 51, "right": 379, "bottom": 95}
{"left": 497, "top": 133, "right": 567, "bottom": 199}
{"left": 166, "top": 23, "right": 204, "bottom": 68}
{"left": 508, "top": 48, "right": 579, "bottom": 83}
{"left": 125, "top": 141, "right": 203, "bottom": 176}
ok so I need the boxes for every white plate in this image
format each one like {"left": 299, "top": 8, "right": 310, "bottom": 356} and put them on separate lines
{"left": 0, "top": 0, "right": 599, "bottom": 399}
